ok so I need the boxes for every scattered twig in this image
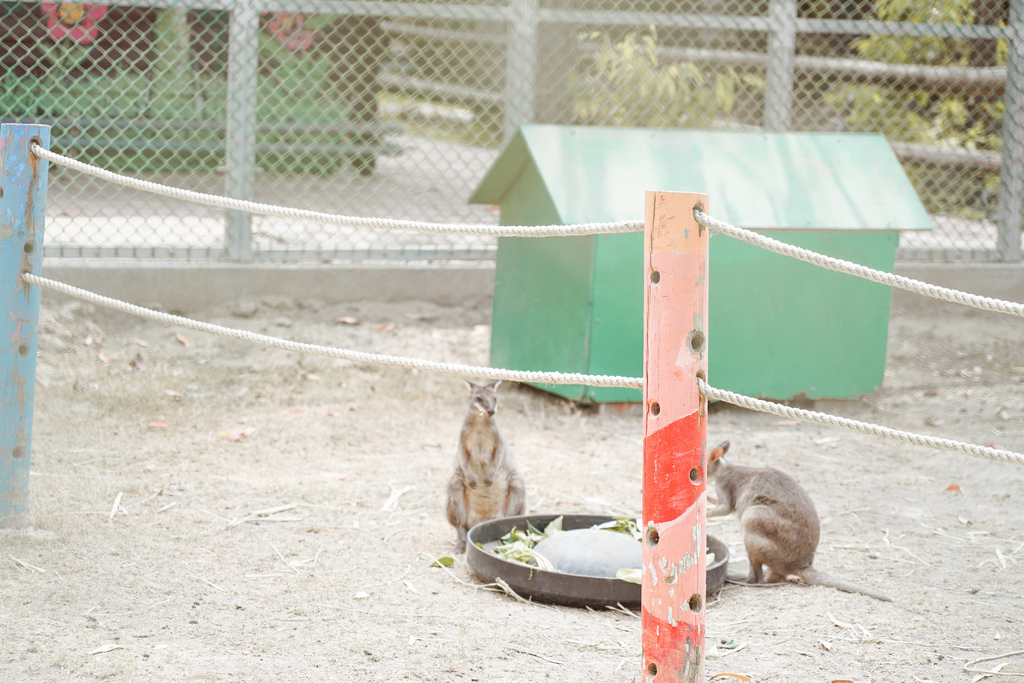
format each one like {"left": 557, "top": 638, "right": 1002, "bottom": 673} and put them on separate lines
{"left": 494, "top": 577, "right": 530, "bottom": 604}
{"left": 108, "top": 491, "right": 124, "bottom": 521}
{"left": 271, "top": 544, "right": 301, "bottom": 574}
{"left": 964, "top": 650, "right": 1024, "bottom": 677}
{"left": 382, "top": 485, "right": 415, "bottom": 513}
{"left": 512, "top": 648, "right": 565, "bottom": 665}
{"left": 9, "top": 555, "right": 46, "bottom": 573}
{"left": 359, "top": 565, "right": 411, "bottom": 590}
{"left": 605, "top": 603, "right": 640, "bottom": 619}
{"left": 227, "top": 503, "right": 299, "bottom": 527}
{"left": 190, "top": 575, "right": 227, "bottom": 592}
{"left": 200, "top": 509, "right": 231, "bottom": 523}
{"left": 125, "top": 487, "right": 164, "bottom": 509}
{"left": 156, "top": 502, "right": 177, "bottom": 513}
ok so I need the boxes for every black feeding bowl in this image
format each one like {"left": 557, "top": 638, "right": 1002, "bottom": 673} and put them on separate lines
{"left": 466, "top": 513, "right": 730, "bottom": 609}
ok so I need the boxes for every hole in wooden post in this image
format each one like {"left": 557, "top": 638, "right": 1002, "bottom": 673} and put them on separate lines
{"left": 645, "top": 526, "right": 659, "bottom": 547}
{"left": 18, "top": 344, "right": 29, "bottom": 357}
{"left": 647, "top": 662, "right": 658, "bottom": 676}
{"left": 12, "top": 446, "right": 24, "bottom": 459}
{"left": 23, "top": 242, "right": 34, "bottom": 255}
{"left": 688, "top": 593, "right": 703, "bottom": 613}
{"left": 650, "top": 270, "right": 660, "bottom": 284}
{"left": 0, "top": 187, "right": 4, "bottom": 199}
{"left": 649, "top": 402, "right": 660, "bottom": 416}
{"left": 688, "top": 330, "right": 706, "bottom": 355}
{"left": 689, "top": 466, "right": 701, "bottom": 484}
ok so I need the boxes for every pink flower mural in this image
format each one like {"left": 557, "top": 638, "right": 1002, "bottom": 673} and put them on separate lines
{"left": 265, "top": 12, "right": 315, "bottom": 51}
{"left": 40, "top": 2, "right": 109, "bottom": 44}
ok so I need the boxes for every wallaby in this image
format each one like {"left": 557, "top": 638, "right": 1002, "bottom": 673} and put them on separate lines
{"left": 708, "top": 440, "right": 892, "bottom": 602}
{"left": 446, "top": 380, "right": 526, "bottom": 553}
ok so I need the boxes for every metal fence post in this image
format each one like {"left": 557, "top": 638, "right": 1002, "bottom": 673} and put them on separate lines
{"left": 998, "top": 0, "right": 1024, "bottom": 262}
{"left": 504, "top": 0, "right": 539, "bottom": 142}
{"left": 225, "top": 0, "right": 259, "bottom": 262}
{"left": 1, "top": 123, "right": 49, "bottom": 528}
{"left": 641, "top": 191, "right": 710, "bottom": 681}
{"left": 764, "top": 0, "right": 797, "bottom": 131}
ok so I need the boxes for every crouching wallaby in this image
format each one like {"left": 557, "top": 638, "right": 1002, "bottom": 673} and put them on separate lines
{"left": 708, "top": 440, "right": 892, "bottom": 602}
{"left": 446, "top": 380, "right": 526, "bottom": 553}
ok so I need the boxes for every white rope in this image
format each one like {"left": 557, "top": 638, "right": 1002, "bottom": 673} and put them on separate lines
{"left": 20, "top": 272, "right": 643, "bottom": 389}
{"left": 694, "top": 209, "right": 1024, "bottom": 317}
{"left": 30, "top": 145, "right": 643, "bottom": 237}
{"left": 697, "top": 377, "right": 1024, "bottom": 467}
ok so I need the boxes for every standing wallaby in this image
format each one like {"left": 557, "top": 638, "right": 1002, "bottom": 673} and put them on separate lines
{"left": 446, "top": 380, "right": 526, "bottom": 553}
{"left": 708, "top": 440, "right": 892, "bottom": 602}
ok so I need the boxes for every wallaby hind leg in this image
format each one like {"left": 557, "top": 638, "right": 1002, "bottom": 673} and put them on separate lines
{"left": 446, "top": 473, "right": 469, "bottom": 553}
{"left": 739, "top": 549, "right": 769, "bottom": 584}
{"left": 454, "top": 526, "right": 468, "bottom": 554}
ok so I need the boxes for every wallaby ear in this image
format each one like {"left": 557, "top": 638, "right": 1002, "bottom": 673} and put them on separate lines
{"left": 464, "top": 379, "right": 478, "bottom": 391}
{"left": 487, "top": 380, "right": 502, "bottom": 390}
{"left": 709, "top": 440, "right": 731, "bottom": 463}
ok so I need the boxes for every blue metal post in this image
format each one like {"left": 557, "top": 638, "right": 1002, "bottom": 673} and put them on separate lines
{"left": 0, "top": 123, "right": 49, "bottom": 527}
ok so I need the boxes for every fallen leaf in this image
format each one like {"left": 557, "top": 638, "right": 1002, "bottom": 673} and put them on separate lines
{"left": 431, "top": 556, "right": 455, "bottom": 568}
{"left": 165, "top": 390, "right": 182, "bottom": 400}
{"left": 946, "top": 483, "right": 962, "bottom": 492}
{"left": 336, "top": 317, "right": 360, "bottom": 325}
{"left": 148, "top": 419, "right": 168, "bottom": 430}
{"left": 219, "top": 428, "right": 254, "bottom": 442}
{"left": 303, "top": 373, "right": 321, "bottom": 382}
{"left": 774, "top": 420, "right": 799, "bottom": 427}
{"left": 96, "top": 349, "right": 112, "bottom": 364}
{"left": 710, "top": 675, "right": 751, "bottom": 681}
{"left": 88, "top": 643, "right": 124, "bottom": 655}
{"left": 377, "top": 321, "right": 396, "bottom": 333}
{"left": 175, "top": 332, "right": 190, "bottom": 347}
{"left": 135, "top": 339, "right": 148, "bottom": 347}
{"left": 287, "top": 408, "right": 302, "bottom": 415}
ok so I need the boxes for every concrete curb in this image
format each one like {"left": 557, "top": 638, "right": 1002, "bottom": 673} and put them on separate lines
{"left": 40, "top": 260, "right": 497, "bottom": 312}
{"left": 39, "top": 259, "right": 1024, "bottom": 312}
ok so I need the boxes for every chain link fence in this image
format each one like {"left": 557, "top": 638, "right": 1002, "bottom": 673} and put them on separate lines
{"left": 2, "top": 0, "right": 1021, "bottom": 261}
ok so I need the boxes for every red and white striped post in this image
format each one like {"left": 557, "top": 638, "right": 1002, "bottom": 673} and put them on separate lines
{"left": 641, "top": 191, "right": 710, "bottom": 682}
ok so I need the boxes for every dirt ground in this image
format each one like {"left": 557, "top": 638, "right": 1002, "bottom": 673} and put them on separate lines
{"left": 2, "top": 286, "right": 1023, "bottom": 682}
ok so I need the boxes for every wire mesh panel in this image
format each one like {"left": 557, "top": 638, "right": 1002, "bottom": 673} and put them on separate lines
{"left": 1, "top": 0, "right": 1021, "bottom": 261}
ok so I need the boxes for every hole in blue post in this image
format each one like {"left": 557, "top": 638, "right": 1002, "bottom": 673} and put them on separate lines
{"left": 18, "top": 344, "right": 29, "bottom": 357}
{"left": 23, "top": 243, "right": 34, "bottom": 254}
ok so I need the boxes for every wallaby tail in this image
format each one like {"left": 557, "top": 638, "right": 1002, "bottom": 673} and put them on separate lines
{"left": 798, "top": 567, "right": 892, "bottom": 602}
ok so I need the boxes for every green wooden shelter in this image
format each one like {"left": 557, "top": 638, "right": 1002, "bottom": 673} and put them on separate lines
{"left": 470, "top": 125, "right": 931, "bottom": 403}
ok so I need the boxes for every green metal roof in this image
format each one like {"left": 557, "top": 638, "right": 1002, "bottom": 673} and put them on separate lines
{"left": 470, "top": 125, "right": 932, "bottom": 231}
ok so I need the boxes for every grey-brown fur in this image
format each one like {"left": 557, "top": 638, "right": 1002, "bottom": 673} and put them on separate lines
{"left": 445, "top": 380, "right": 526, "bottom": 553}
{"left": 708, "top": 440, "right": 891, "bottom": 602}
